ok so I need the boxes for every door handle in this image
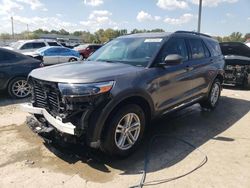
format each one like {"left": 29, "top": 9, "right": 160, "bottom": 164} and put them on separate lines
{"left": 185, "top": 65, "right": 193, "bottom": 71}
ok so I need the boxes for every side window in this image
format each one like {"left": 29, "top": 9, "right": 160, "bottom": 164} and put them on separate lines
{"left": 33, "top": 42, "right": 46, "bottom": 49}
{"left": 188, "top": 39, "right": 206, "bottom": 59}
{"left": 156, "top": 38, "right": 188, "bottom": 63}
{"left": 48, "top": 42, "right": 60, "bottom": 46}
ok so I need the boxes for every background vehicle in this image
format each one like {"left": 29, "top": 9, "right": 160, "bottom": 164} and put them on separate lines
{"left": 3, "top": 39, "right": 61, "bottom": 54}
{"left": 245, "top": 40, "right": 250, "bottom": 48}
{"left": 22, "top": 31, "right": 225, "bottom": 157}
{"left": 220, "top": 42, "right": 250, "bottom": 89}
{"left": 74, "top": 44, "right": 102, "bottom": 59}
{"left": 32, "top": 46, "right": 80, "bottom": 65}
{"left": 0, "top": 48, "right": 43, "bottom": 98}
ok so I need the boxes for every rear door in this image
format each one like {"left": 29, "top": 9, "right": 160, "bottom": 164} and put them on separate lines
{"left": 58, "top": 48, "right": 72, "bottom": 63}
{"left": 154, "top": 37, "right": 195, "bottom": 111}
{"left": 43, "top": 48, "right": 60, "bottom": 65}
{"left": 186, "top": 38, "right": 211, "bottom": 97}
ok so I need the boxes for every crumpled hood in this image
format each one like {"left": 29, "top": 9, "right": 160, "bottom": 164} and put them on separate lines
{"left": 29, "top": 61, "right": 142, "bottom": 83}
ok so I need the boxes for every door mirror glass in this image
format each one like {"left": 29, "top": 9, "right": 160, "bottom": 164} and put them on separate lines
{"left": 164, "top": 54, "right": 183, "bottom": 65}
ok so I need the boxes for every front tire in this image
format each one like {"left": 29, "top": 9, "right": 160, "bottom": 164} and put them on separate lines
{"left": 200, "top": 78, "right": 221, "bottom": 110}
{"left": 69, "top": 58, "right": 77, "bottom": 62}
{"left": 101, "top": 104, "right": 146, "bottom": 158}
{"left": 8, "top": 77, "right": 31, "bottom": 99}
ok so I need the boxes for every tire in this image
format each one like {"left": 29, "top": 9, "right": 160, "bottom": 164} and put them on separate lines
{"left": 101, "top": 104, "right": 146, "bottom": 158}
{"left": 8, "top": 77, "right": 31, "bottom": 99}
{"left": 200, "top": 78, "right": 221, "bottom": 110}
{"left": 80, "top": 55, "right": 84, "bottom": 60}
{"left": 69, "top": 58, "right": 77, "bottom": 62}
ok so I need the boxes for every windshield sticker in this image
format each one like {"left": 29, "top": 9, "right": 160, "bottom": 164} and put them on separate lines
{"left": 144, "top": 38, "right": 163, "bottom": 43}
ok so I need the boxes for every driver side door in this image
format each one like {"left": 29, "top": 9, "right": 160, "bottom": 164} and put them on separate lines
{"left": 154, "top": 37, "right": 194, "bottom": 112}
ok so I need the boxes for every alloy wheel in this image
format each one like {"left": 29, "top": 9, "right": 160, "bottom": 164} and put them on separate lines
{"left": 114, "top": 113, "right": 141, "bottom": 150}
{"left": 11, "top": 79, "right": 31, "bottom": 98}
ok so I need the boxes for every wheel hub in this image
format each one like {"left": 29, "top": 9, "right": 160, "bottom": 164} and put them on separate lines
{"left": 114, "top": 113, "right": 141, "bottom": 150}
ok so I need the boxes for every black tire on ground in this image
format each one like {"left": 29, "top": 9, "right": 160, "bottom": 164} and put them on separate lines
{"left": 69, "top": 58, "right": 77, "bottom": 62}
{"left": 200, "top": 78, "right": 221, "bottom": 110}
{"left": 101, "top": 104, "right": 146, "bottom": 158}
{"left": 7, "top": 77, "right": 31, "bottom": 99}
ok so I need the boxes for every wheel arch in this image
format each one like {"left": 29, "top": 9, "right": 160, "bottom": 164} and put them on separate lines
{"left": 86, "top": 91, "right": 155, "bottom": 148}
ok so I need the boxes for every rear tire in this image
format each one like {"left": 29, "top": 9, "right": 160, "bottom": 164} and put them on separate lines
{"left": 101, "top": 104, "right": 146, "bottom": 158}
{"left": 7, "top": 77, "right": 31, "bottom": 99}
{"left": 200, "top": 78, "right": 221, "bottom": 110}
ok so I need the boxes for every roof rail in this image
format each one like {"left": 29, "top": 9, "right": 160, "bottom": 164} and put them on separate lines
{"left": 175, "top": 31, "right": 211, "bottom": 38}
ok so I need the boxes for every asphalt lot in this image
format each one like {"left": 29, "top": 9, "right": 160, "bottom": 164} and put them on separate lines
{"left": 0, "top": 87, "right": 250, "bottom": 188}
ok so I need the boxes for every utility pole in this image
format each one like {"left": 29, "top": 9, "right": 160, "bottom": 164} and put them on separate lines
{"left": 11, "top": 16, "right": 14, "bottom": 39}
{"left": 26, "top": 24, "right": 29, "bottom": 39}
{"left": 198, "top": 0, "right": 202, "bottom": 33}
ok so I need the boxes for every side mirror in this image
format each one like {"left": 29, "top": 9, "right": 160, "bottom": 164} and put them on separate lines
{"left": 159, "top": 54, "right": 183, "bottom": 66}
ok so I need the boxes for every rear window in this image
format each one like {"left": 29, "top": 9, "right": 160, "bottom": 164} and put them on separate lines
{"left": 205, "top": 40, "right": 222, "bottom": 56}
{"left": 0, "top": 50, "right": 25, "bottom": 62}
{"left": 220, "top": 43, "right": 250, "bottom": 57}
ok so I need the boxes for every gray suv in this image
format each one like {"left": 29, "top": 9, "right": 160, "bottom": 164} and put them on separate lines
{"left": 22, "top": 31, "right": 225, "bottom": 157}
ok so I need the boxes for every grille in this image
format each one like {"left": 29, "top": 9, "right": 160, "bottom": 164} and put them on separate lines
{"left": 31, "top": 78, "right": 63, "bottom": 116}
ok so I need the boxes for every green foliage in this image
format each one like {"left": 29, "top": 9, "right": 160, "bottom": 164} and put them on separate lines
{"left": 1, "top": 29, "right": 249, "bottom": 44}
{"left": 214, "top": 32, "right": 249, "bottom": 42}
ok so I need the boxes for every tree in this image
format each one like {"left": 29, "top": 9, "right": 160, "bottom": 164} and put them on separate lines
{"left": 58, "top": 29, "right": 69, "bottom": 35}
{"left": 228, "top": 32, "right": 244, "bottom": 42}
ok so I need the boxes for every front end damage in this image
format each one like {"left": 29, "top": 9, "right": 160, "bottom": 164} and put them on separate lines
{"left": 21, "top": 77, "right": 112, "bottom": 147}
{"left": 224, "top": 64, "right": 250, "bottom": 85}
{"left": 223, "top": 56, "right": 250, "bottom": 87}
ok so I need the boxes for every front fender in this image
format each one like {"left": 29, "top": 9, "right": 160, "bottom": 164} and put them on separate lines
{"left": 85, "top": 89, "right": 155, "bottom": 148}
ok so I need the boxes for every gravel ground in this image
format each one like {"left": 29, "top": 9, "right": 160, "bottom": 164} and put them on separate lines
{"left": 0, "top": 87, "right": 249, "bottom": 188}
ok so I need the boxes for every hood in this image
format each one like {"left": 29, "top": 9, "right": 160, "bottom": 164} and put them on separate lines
{"left": 29, "top": 61, "right": 143, "bottom": 83}
{"left": 2, "top": 46, "right": 13, "bottom": 50}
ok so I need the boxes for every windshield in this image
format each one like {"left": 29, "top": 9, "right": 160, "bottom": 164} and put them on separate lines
{"left": 88, "top": 37, "right": 164, "bottom": 67}
{"left": 10, "top": 41, "right": 22, "bottom": 49}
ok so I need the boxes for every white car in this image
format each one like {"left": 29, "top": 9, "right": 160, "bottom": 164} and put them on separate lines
{"left": 4, "top": 39, "right": 62, "bottom": 54}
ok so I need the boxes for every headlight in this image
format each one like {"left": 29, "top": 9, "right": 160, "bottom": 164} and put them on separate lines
{"left": 58, "top": 81, "right": 114, "bottom": 97}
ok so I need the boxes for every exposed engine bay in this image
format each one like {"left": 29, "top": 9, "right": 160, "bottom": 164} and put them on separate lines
{"left": 223, "top": 55, "right": 250, "bottom": 88}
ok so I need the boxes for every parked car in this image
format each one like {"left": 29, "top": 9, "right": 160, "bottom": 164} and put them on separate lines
{"left": 245, "top": 40, "right": 250, "bottom": 48}
{"left": 74, "top": 44, "right": 102, "bottom": 59}
{"left": 220, "top": 42, "right": 250, "bottom": 89}
{"left": 0, "top": 48, "right": 43, "bottom": 98}
{"left": 3, "top": 39, "right": 61, "bottom": 55}
{"left": 22, "top": 31, "right": 225, "bottom": 157}
{"left": 30, "top": 46, "right": 81, "bottom": 65}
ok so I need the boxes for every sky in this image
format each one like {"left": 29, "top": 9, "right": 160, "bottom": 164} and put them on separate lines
{"left": 0, "top": 0, "right": 249, "bottom": 36}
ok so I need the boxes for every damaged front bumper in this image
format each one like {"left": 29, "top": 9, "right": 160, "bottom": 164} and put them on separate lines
{"left": 21, "top": 103, "right": 76, "bottom": 135}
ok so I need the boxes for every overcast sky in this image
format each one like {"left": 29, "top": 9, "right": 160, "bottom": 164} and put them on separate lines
{"left": 0, "top": 0, "right": 249, "bottom": 36}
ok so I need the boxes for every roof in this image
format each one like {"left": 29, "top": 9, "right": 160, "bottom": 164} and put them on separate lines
{"left": 119, "top": 31, "right": 213, "bottom": 40}
{"left": 120, "top": 32, "right": 172, "bottom": 39}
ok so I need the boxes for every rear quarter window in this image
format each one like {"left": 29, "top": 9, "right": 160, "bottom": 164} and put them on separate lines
{"left": 205, "top": 40, "right": 222, "bottom": 57}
